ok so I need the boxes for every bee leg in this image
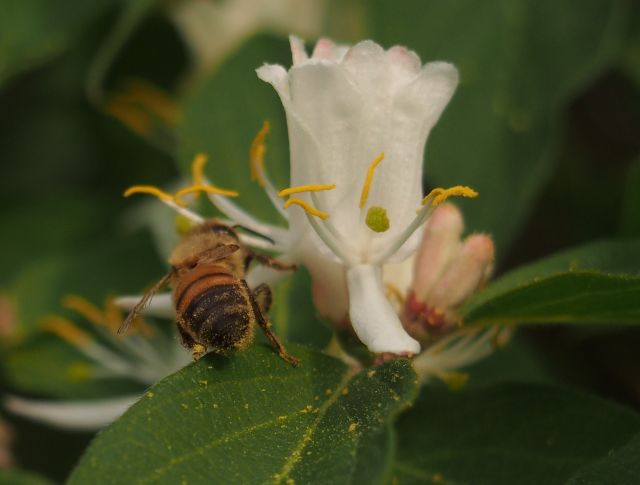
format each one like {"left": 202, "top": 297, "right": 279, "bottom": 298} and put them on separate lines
{"left": 252, "top": 283, "right": 273, "bottom": 313}
{"left": 248, "top": 251, "right": 297, "bottom": 272}
{"left": 245, "top": 283, "right": 299, "bottom": 367}
{"left": 177, "top": 322, "right": 207, "bottom": 361}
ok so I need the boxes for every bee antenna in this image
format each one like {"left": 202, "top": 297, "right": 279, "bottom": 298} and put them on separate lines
{"left": 231, "top": 225, "right": 276, "bottom": 245}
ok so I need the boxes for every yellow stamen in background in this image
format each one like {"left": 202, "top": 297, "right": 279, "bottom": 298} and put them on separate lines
{"left": 124, "top": 185, "right": 184, "bottom": 206}
{"left": 115, "top": 79, "right": 180, "bottom": 125}
{"left": 41, "top": 316, "right": 92, "bottom": 347}
{"left": 250, "top": 121, "right": 271, "bottom": 186}
{"left": 68, "top": 362, "right": 94, "bottom": 382}
{"left": 277, "top": 184, "right": 336, "bottom": 197}
{"left": 191, "top": 153, "right": 208, "bottom": 185}
{"left": 422, "top": 185, "right": 478, "bottom": 208}
{"left": 283, "top": 198, "right": 330, "bottom": 220}
{"left": 104, "top": 99, "right": 152, "bottom": 137}
{"left": 174, "top": 185, "right": 239, "bottom": 205}
{"left": 63, "top": 295, "right": 107, "bottom": 327}
{"left": 359, "top": 152, "right": 385, "bottom": 209}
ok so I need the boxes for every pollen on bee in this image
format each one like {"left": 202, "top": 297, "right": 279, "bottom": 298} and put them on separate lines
{"left": 283, "top": 198, "right": 330, "bottom": 220}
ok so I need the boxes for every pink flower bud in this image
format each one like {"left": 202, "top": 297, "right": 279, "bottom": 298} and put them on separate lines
{"left": 412, "top": 203, "right": 464, "bottom": 301}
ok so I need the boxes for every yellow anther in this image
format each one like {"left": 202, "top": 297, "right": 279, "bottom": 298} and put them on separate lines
{"left": 422, "top": 185, "right": 478, "bottom": 208}
{"left": 191, "top": 153, "right": 208, "bottom": 185}
{"left": 41, "top": 316, "right": 92, "bottom": 347}
{"left": 116, "top": 79, "right": 180, "bottom": 125}
{"left": 104, "top": 98, "right": 152, "bottom": 137}
{"left": 174, "top": 185, "right": 239, "bottom": 205}
{"left": 63, "top": 295, "right": 108, "bottom": 327}
{"left": 359, "top": 152, "right": 385, "bottom": 209}
{"left": 277, "top": 184, "right": 336, "bottom": 197}
{"left": 250, "top": 121, "right": 270, "bottom": 186}
{"left": 283, "top": 198, "right": 330, "bottom": 220}
{"left": 124, "top": 185, "right": 185, "bottom": 206}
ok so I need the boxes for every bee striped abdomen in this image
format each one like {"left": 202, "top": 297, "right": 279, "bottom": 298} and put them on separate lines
{"left": 173, "top": 264, "right": 253, "bottom": 350}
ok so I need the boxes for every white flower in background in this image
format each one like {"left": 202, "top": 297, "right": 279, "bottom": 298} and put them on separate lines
{"left": 168, "top": 0, "right": 327, "bottom": 81}
{"left": 257, "top": 36, "right": 474, "bottom": 354}
{"left": 5, "top": 296, "right": 190, "bottom": 430}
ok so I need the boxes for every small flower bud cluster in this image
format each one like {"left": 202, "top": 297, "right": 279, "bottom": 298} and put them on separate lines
{"left": 401, "top": 203, "right": 494, "bottom": 341}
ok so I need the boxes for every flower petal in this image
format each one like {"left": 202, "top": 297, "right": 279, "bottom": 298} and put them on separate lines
{"left": 289, "top": 35, "right": 308, "bottom": 65}
{"left": 346, "top": 264, "right": 420, "bottom": 354}
{"left": 5, "top": 394, "right": 139, "bottom": 431}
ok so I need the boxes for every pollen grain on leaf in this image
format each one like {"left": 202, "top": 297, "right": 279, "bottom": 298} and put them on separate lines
{"left": 283, "top": 198, "right": 330, "bottom": 220}
{"left": 359, "top": 152, "right": 385, "bottom": 209}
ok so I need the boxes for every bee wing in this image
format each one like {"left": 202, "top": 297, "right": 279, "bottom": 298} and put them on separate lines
{"left": 117, "top": 272, "right": 173, "bottom": 335}
{"left": 178, "top": 243, "right": 241, "bottom": 269}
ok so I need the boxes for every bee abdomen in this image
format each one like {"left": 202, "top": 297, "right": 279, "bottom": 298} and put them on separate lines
{"left": 182, "top": 284, "right": 252, "bottom": 350}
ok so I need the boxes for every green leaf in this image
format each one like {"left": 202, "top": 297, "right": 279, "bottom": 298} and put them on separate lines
{"left": 0, "top": 0, "right": 114, "bottom": 86}
{"left": 68, "top": 344, "right": 418, "bottom": 484}
{"left": 462, "top": 239, "right": 640, "bottom": 326}
{"left": 392, "top": 383, "right": 640, "bottom": 485}
{"left": 271, "top": 266, "right": 333, "bottom": 349}
{"left": 367, "top": 0, "right": 630, "bottom": 255}
{"left": 178, "top": 34, "right": 291, "bottom": 225}
{"left": 566, "top": 432, "right": 640, "bottom": 485}
{"left": 0, "top": 469, "right": 55, "bottom": 485}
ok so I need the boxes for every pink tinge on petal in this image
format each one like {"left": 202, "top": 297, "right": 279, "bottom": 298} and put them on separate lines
{"left": 290, "top": 35, "right": 308, "bottom": 66}
{"left": 386, "top": 46, "right": 421, "bottom": 76}
{"left": 311, "top": 38, "right": 338, "bottom": 61}
{"left": 430, "top": 233, "right": 495, "bottom": 310}
{"left": 412, "top": 203, "right": 464, "bottom": 300}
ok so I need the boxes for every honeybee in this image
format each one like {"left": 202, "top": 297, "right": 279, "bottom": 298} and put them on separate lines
{"left": 118, "top": 220, "right": 299, "bottom": 366}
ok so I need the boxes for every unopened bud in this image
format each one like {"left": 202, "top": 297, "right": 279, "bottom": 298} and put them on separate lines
{"left": 412, "top": 203, "right": 464, "bottom": 300}
{"left": 429, "top": 233, "right": 495, "bottom": 311}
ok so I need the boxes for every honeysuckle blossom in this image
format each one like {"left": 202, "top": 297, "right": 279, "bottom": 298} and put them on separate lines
{"left": 5, "top": 296, "right": 189, "bottom": 430}
{"left": 116, "top": 36, "right": 475, "bottom": 357}
{"left": 256, "top": 36, "right": 474, "bottom": 354}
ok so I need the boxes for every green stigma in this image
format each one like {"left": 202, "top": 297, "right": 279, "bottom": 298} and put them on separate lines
{"left": 365, "top": 206, "right": 390, "bottom": 232}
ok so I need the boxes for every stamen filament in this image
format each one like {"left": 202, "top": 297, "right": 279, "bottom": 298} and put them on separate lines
{"left": 124, "top": 185, "right": 181, "bottom": 205}
{"left": 283, "top": 198, "right": 330, "bottom": 220}
{"left": 359, "top": 152, "right": 385, "bottom": 209}
{"left": 422, "top": 185, "right": 478, "bottom": 207}
{"left": 303, "top": 211, "right": 355, "bottom": 265}
{"left": 174, "top": 184, "right": 239, "bottom": 204}
{"left": 278, "top": 184, "right": 336, "bottom": 197}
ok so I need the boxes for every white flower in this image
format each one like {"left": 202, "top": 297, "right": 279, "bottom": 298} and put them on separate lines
{"left": 108, "top": 36, "right": 474, "bottom": 358}
{"left": 5, "top": 296, "right": 190, "bottom": 430}
{"left": 256, "top": 36, "right": 468, "bottom": 354}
